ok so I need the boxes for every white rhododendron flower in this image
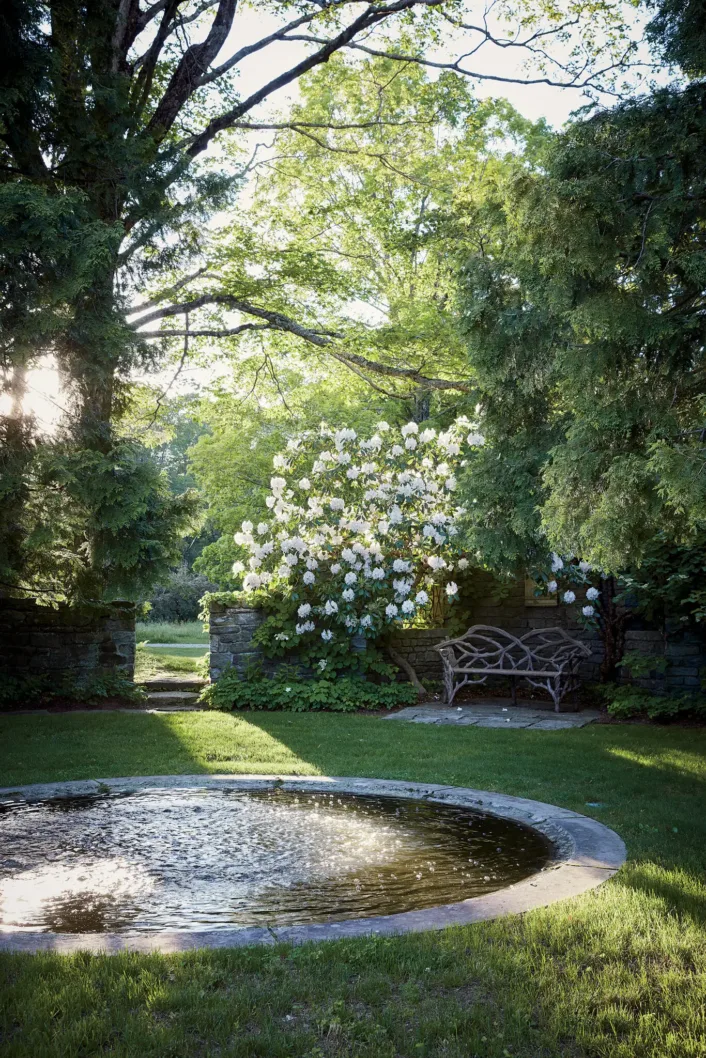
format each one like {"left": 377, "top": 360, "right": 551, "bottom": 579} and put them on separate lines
{"left": 579, "top": 560, "right": 591, "bottom": 573}
{"left": 232, "top": 561, "right": 245, "bottom": 574}
{"left": 582, "top": 605, "right": 595, "bottom": 617}
{"left": 228, "top": 418, "right": 472, "bottom": 649}
{"left": 466, "top": 432, "right": 485, "bottom": 446}
{"left": 547, "top": 580, "right": 558, "bottom": 593}
{"left": 321, "top": 629, "right": 334, "bottom": 641}
{"left": 586, "top": 587, "right": 599, "bottom": 601}
{"left": 317, "top": 658, "right": 327, "bottom": 671}
{"left": 563, "top": 590, "right": 576, "bottom": 604}
{"left": 274, "top": 633, "right": 290, "bottom": 641}
{"left": 551, "top": 553, "right": 564, "bottom": 572}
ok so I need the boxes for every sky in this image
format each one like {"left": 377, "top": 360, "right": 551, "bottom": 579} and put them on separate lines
{"left": 9, "top": 1, "right": 656, "bottom": 431}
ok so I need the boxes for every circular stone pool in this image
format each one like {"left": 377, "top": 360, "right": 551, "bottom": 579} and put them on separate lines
{"left": 0, "top": 788, "right": 552, "bottom": 934}
{"left": 0, "top": 777, "right": 626, "bottom": 953}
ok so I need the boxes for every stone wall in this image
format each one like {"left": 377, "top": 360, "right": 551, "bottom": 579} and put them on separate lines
{"left": 208, "top": 588, "right": 705, "bottom": 696}
{"left": 0, "top": 598, "right": 135, "bottom": 681}
{"left": 209, "top": 602, "right": 266, "bottom": 680}
{"left": 467, "top": 574, "right": 705, "bottom": 695}
{"left": 386, "top": 628, "right": 448, "bottom": 683}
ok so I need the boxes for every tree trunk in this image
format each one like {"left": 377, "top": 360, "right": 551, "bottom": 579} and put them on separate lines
{"left": 597, "top": 575, "right": 629, "bottom": 682}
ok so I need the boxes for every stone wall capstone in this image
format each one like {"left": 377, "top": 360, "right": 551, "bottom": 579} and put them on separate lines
{"left": 0, "top": 598, "right": 136, "bottom": 681}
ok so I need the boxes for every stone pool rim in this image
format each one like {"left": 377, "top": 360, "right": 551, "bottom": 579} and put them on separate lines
{"left": 0, "top": 775, "right": 626, "bottom": 954}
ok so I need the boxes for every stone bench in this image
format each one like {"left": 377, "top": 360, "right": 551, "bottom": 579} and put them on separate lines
{"left": 434, "top": 624, "right": 591, "bottom": 711}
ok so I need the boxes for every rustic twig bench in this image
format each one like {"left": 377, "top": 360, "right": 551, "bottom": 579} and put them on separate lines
{"left": 434, "top": 625, "right": 591, "bottom": 711}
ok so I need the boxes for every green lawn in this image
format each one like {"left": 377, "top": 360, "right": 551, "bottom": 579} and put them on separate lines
{"left": 134, "top": 644, "right": 207, "bottom": 680}
{"left": 1, "top": 712, "right": 705, "bottom": 1058}
{"left": 136, "top": 620, "right": 208, "bottom": 644}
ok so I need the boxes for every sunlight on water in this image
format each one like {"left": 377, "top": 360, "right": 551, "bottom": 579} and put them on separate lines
{"left": 0, "top": 789, "right": 551, "bottom": 933}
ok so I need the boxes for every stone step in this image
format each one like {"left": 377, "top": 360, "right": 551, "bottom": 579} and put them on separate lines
{"left": 145, "top": 691, "right": 205, "bottom": 710}
{"left": 139, "top": 676, "right": 207, "bottom": 693}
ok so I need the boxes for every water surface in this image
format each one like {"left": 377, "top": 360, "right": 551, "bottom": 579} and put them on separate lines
{"left": 0, "top": 788, "right": 552, "bottom": 933}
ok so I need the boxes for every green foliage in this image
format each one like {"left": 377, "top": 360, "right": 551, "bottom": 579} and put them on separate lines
{"left": 200, "top": 667, "right": 417, "bottom": 713}
{"left": 202, "top": 590, "right": 400, "bottom": 679}
{"left": 143, "top": 566, "right": 217, "bottom": 623}
{"left": 0, "top": 670, "right": 146, "bottom": 710}
{"left": 619, "top": 651, "right": 670, "bottom": 680}
{"left": 602, "top": 684, "right": 706, "bottom": 722}
{"left": 457, "top": 75, "right": 706, "bottom": 598}
{"left": 11, "top": 437, "right": 199, "bottom": 601}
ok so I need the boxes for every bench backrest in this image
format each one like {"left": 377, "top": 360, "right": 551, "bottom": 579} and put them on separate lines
{"left": 434, "top": 624, "right": 590, "bottom": 674}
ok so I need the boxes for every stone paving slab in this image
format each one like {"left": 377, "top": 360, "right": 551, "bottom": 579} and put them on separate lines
{"left": 383, "top": 703, "right": 600, "bottom": 729}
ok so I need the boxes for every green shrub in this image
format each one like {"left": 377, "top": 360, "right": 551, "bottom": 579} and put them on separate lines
{"left": 200, "top": 668, "right": 417, "bottom": 713}
{"left": 0, "top": 671, "right": 146, "bottom": 710}
{"left": 602, "top": 684, "right": 706, "bottom": 721}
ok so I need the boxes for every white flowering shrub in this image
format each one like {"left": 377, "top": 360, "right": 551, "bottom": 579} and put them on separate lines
{"left": 228, "top": 418, "right": 481, "bottom": 668}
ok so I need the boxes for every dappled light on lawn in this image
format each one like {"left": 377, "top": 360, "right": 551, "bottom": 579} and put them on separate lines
{"left": 158, "top": 712, "right": 322, "bottom": 776}
{"left": 605, "top": 745, "right": 706, "bottom": 781}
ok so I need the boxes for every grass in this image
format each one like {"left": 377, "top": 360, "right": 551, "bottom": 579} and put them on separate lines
{"left": 136, "top": 620, "right": 208, "bottom": 644}
{"left": 0, "top": 712, "right": 705, "bottom": 1058}
{"left": 134, "top": 645, "right": 206, "bottom": 681}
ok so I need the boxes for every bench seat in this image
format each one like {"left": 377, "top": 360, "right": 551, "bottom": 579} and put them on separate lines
{"left": 434, "top": 625, "right": 591, "bottom": 712}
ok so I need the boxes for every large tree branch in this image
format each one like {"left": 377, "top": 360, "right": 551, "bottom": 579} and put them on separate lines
{"left": 146, "top": 0, "right": 238, "bottom": 141}
{"left": 185, "top": 0, "right": 442, "bottom": 159}
{"left": 283, "top": 35, "right": 643, "bottom": 92}
{"left": 127, "top": 266, "right": 212, "bottom": 313}
{"left": 131, "top": 293, "right": 473, "bottom": 391}
{"left": 130, "top": 293, "right": 341, "bottom": 345}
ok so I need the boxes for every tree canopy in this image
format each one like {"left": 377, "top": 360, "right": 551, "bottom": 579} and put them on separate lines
{"left": 0, "top": 0, "right": 647, "bottom": 601}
